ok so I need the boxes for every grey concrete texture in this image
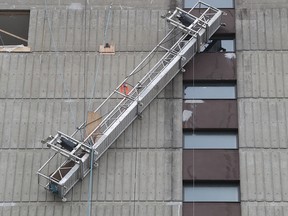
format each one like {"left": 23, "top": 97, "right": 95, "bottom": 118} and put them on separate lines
{"left": 241, "top": 202, "right": 288, "bottom": 216}
{"left": 28, "top": 8, "right": 170, "bottom": 52}
{"left": 237, "top": 51, "right": 288, "bottom": 98}
{"left": 0, "top": 98, "right": 182, "bottom": 149}
{"left": 238, "top": 99, "right": 288, "bottom": 149}
{"left": 240, "top": 149, "right": 288, "bottom": 201}
{"left": 0, "top": 1, "right": 183, "bottom": 215}
{"left": 0, "top": 202, "right": 182, "bottom": 216}
{"left": 0, "top": 0, "right": 180, "bottom": 10}
{"left": 0, "top": 149, "right": 181, "bottom": 202}
{"left": 236, "top": 8, "right": 288, "bottom": 51}
{"left": 236, "top": 0, "right": 288, "bottom": 9}
{"left": 0, "top": 102, "right": 182, "bottom": 213}
{"left": 0, "top": 97, "right": 182, "bottom": 213}
{"left": 237, "top": 0, "right": 288, "bottom": 215}
{"left": 0, "top": 53, "right": 182, "bottom": 99}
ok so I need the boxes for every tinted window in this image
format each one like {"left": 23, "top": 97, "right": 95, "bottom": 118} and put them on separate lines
{"left": 184, "top": 84, "right": 236, "bottom": 99}
{"left": 184, "top": 182, "right": 240, "bottom": 202}
{"left": 184, "top": 132, "right": 237, "bottom": 149}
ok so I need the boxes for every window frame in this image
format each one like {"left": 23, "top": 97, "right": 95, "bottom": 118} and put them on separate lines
{"left": 201, "top": 39, "right": 235, "bottom": 53}
{"left": 183, "top": 131, "right": 238, "bottom": 149}
{"left": 183, "top": 83, "right": 237, "bottom": 100}
{"left": 183, "top": 0, "right": 235, "bottom": 9}
{"left": 183, "top": 182, "right": 240, "bottom": 202}
{"left": 0, "top": 10, "right": 31, "bottom": 52}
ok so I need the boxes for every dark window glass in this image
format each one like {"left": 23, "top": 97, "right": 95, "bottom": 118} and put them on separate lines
{"left": 184, "top": 182, "right": 240, "bottom": 202}
{"left": 184, "top": 0, "right": 234, "bottom": 8}
{"left": 184, "top": 132, "right": 237, "bottom": 149}
{"left": 0, "top": 11, "right": 30, "bottom": 46}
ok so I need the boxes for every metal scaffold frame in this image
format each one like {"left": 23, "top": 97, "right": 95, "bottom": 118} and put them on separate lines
{"left": 37, "top": 1, "right": 223, "bottom": 200}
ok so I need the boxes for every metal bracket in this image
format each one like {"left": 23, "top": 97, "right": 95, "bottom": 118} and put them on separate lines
{"left": 137, "top": 101, "right": 143, "bottom": 119}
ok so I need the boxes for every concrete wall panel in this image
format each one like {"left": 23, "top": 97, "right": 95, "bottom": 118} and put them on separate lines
{"left": 0, "top": 149, "right": 181, "bottom": 202}
{"left": 238, "top": 99, "right": 288, "bottom": 149}
{"left": 236, "top": 2, "right": 288, "bottom": 215}
{"left": 0, "top": 202, "right": 182, "bottom": 216}
{"left": 0, "top": 53, "right": 182, "bottom": 99}
{"left": 240, "top": 149, "right": 288, "bottom": 202}
{"left": 0, "top": 0, "right": 175, "bottom": 9}
{"left": 0, "top": 98, "right": 182, "bottom": 149}
{"left": 236, "top": 0, "right": 288, "bottom": 9}
{"left": 24, "top": 8, "right": 169, "bottom": 52}
{"left": 236, "top": 8, "right": 288, "bottom": 51}
{"left": 0, "top": 2, "right": 183, "bottom": 216}
{"left": 237, "top": 51, "right": 288, "bottom": 98}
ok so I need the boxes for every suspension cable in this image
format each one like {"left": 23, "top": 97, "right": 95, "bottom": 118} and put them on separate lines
{"left": 43, "top": 0, "right": 79, "bottom": 130}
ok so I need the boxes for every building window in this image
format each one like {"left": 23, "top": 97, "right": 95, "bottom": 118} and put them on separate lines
{"left": 184, "top": 0, "right": 234, "bottom": 8}
{"left": 184, "top": 182, "right": 240, "bottom": 202}
{"left": 0, "top": 10, "right": 30, "bottom": 46}
{"left": 184, "top": 131, "right": 237, "bottom": 149}
{"left": 201, "top": 39, "right": 235, "bottom": 52}
{"left": 184, "top": 84, "right": 236, "bottom": 99}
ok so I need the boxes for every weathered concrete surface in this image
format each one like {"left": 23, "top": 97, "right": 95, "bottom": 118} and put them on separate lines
{"left": 237, "top": 0, "right": 288, "bottom": 215}
{"left": 0, "top": 53, "right": 182, "bottom": 99}
{"left": 0, "top": 1, "right": 183, "bottom": 215}
{"left": 27, "top": 8, "right": 170, "bottom": 52}
{"left": 0, "top": 0, "right": 178, "bottom": 9}
{"left": 236, "top": 0, "right": 288, "bottom": 9}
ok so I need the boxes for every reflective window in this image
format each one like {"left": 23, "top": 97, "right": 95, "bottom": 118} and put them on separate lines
{"left": 184, "top": 84, "right": 236, "bottom": 99}
{"left": 184, "top": 132, "right": 237, "bottom": 149}
{"left": 184, "top": 0, "right": 234, "bottom": 8}
{"left": 201, "top": 39, "right": 235, "bottom": 52}
{"left": 221, "top": 40, "right": 235, "bottom": 52}
{"left": 184, "top": 183, "right": 240, "bottom": 202}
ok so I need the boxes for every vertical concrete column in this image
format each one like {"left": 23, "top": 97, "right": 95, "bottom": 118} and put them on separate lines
{"left": 237, "top": 1, "right": 288, "bottom": 215}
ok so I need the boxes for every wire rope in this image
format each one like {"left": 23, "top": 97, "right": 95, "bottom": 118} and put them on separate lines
{"left": 0, "top": 34, "right": 4, "bottom": 45}
{"left": 192, "top": 43, "right": 196, "bottom": 216}
{"left": 81, "top": 1, "right": 94, "bottom": 216}
{"left": 87, "top": 3, "right": 113, "bottom": 113}
{"left": 126, "top": 29, "right": 184, "bottom": 78}
{"left": 133, "top": 121, "right": 139, "bottom": 216}
{"left": 86, "top": 3, "right": 113, "bottom": 216}
{"left": 43, "top": 0, "right": 78, "bottom": 130}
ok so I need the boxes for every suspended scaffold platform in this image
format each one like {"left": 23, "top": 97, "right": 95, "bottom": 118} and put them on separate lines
{"left": 37, "top": 1, "right": 223, "bottom": 200}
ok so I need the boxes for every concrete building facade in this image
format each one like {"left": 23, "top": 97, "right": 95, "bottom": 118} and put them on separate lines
{"left": 0, "top": 0, "right": 287, "bottom": 216}
{"left": 237, "top": 0, "right": 288, "bottom": 215}
{"left": 0, "top": 1, "right": 182, "bottom": 216}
